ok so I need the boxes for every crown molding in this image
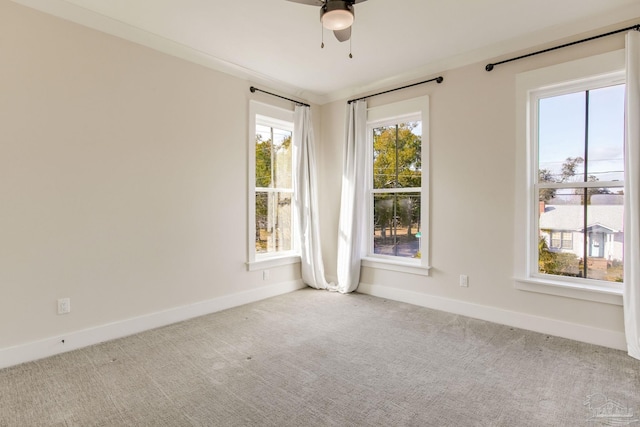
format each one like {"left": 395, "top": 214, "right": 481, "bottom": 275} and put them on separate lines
{"left": 323, "top": 4, "right": 640, "bottom": 104}
{"left": 11, "top": 0, "right": 327, "bottom": 105}
{"left": 11, "top": 0, "right": 640, "bottom": 106}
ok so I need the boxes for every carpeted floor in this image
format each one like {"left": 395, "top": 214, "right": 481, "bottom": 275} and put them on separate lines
{"left": 1, "top": 288, "right": 639, "bottom": 426}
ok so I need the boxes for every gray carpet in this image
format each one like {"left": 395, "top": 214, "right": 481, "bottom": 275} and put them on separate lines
{"left": 1, "top": 289, "right": 639, "bottom": 426}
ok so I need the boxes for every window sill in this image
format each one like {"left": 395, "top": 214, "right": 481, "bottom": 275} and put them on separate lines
{"left": 514, "top": 276, "right": 622, "bottom": 306}
{"left": 246, "top": 255, "right": 300, "bottom": 271}
{"left": 362, "top": 257, "right": 431, "bottom": 276}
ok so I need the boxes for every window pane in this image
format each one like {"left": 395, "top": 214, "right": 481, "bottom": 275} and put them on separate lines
{"left": 255, "top": 125, "right": 292, "bottom": 189}
{"left": 538, "top": 189, "right": 623, "bottom": 282}
{"left": 373, "top": 123, "right": 421, "bottom": 189}
{"left": 255, "top": 191, "right": 292, "bottom": 254}
{"left": 373, "top": 192, "right": 421, "bottom": 258}
{"left": 397, "top": 122, "right": 422, "bottom": 188}
{"left": 373, "top": 125, "right": 397, "bottom": 189}
{"left": 587, "top": 85, "right": 625, "bottom": 182}
{"left": 538, "top": 92, "right": 586, "bottom": 184}
{"left": 272, "top": 128, "right": 292, "bottom": 188}
{"left": 255, "top": 125, "right": 272, "bottom": 188}
{"left": 586, "top": 190, "right": 624, "bottom": 282}
{"left": 538, "top": 192, "right": 583, "bottom": 277}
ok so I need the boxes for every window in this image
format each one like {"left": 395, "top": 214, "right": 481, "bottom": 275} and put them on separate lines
{"left": 549, "top": 231, "right": 573, "bottom": 250}
{"left": 247, "top": 101, "right": 298, "bottom": 270}
{"left": 363, "top": 96, "right": 430, "bottom": 274}
{"left": 515, "top": 49, "right": 626, "bottom": 301}
{"left": 534, "top": 81, "right": 625, "bottom": 283}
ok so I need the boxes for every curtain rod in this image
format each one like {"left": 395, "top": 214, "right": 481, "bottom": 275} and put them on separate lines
{"left": 347, "top": 76, "right": 444, "bottom": 104}
{"left": 486, "top": 24, "right": 640, "bottom": 72}
{"left": 249, "top": 86, "right": 310, "bottom": 107}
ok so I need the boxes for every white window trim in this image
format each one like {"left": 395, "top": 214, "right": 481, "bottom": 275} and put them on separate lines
{"left": 247, "top": 101, "right": 300, "bottom": 271}
{"left": 363, "top": 96, "right": 431, "bottom": 275}
{"left": 514, "top": 49, "right": 625, "bottom": 304}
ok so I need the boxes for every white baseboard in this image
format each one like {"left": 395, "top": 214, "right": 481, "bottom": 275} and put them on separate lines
{"left": 357, "top": 282, "right": 627, "bottom": 351}
{"left": 0, "top": 280, "right": 306, "bottom": 370}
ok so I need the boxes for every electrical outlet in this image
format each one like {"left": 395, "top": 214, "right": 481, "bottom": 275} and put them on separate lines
{"left": 57, "top": 298, "right": 71, "bottom": 314}
{"left": 459, "top": 275, "right": 469, "bottom": 287}
{"left": 263, "top": 270, "right": 270, "bottom": 281}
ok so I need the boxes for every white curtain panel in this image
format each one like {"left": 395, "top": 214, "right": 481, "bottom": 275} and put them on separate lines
{"left": 293, "top": 105, "right": 332, "bottom": 290}
{"left": 336, "top": 100, "right": 368, "bottom": 293}
{"left": 625, "top": 30, "right": 640, "bottom": 360}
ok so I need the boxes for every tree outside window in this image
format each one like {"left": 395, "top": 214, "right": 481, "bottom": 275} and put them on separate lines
{"left": 255, "top": 123, "right": 293, "bottom": 255}
{"left": 372, "top": 122, "right": 422, "bottom": 258}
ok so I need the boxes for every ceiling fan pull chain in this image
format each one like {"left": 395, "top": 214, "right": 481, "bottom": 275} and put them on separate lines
{"left": 321, "top": 22, "right": 325, "bottom": 48}
{"left": 349, "top": 33, "right": 353, "bottom": 58}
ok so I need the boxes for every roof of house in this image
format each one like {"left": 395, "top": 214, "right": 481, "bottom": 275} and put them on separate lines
{"left": 539, "top": 205, "right": 624, "bottom": 232}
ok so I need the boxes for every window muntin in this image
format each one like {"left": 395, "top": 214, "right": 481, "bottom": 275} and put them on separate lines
{"left": 534, "top": 82, "right": 625, "bottom": 284}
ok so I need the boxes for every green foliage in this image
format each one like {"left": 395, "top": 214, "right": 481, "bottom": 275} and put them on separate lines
{"left": 372, "top": 123, "right": 422, "bottom": 257}
{"left": 255, "top": 135, "right": 272, "bottom": 188}
{"left": 373, "top": 123, "right": 421, "bottom": 189}
{"left": 255, "top": 131, "right": 292, "bottom": 252}
{"left": 538, "top": 236, "right": 579, "bottom": 276}
{"left": 255, "top": 133, "right": 292, "bottom": 188}
{"left": 373, "top": 122, "right": 422, "bottom": 258}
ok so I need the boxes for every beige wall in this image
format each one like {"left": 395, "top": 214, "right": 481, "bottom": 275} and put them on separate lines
{"left": 318, "top": 27, "right": 634, "bottom": 336}
{"left": 0, "top": 2, "right": 304, "bottom": 350}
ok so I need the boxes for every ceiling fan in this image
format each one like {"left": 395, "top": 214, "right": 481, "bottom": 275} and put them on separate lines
{"left": 287, "top": 0, "right": 368, "bottom": 43}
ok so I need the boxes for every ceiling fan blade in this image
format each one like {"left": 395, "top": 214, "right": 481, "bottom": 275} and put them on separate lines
{"left": 333, "top": 26, "right": 351, "bottom": 42}
{"left": 352, "top": 0, "right": 368, "bottom": 3}
{"left": 285, "top": 0, "right": 324, "bottom": 5}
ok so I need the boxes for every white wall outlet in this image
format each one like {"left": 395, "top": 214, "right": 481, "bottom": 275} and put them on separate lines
{"left": 459, "top": 275, "right": 469, "bottom": 287}
{"left": 263, "top": 270, "right": 270, "bottom": 281}
{"left": 57, "top": 298, "right": 71, "bottom": 314}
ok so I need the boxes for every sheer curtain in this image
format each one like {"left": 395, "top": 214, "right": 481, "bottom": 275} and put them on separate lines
{"left": 624, "top": 30, "right": 640, "bottom": 360}
{"left": 336, "top": 100, "right": 367, "bottom": 293}
{"left": 293, "top": 105, "right": 332, "bottom": 290}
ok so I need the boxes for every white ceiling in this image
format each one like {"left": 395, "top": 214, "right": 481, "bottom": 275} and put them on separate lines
{"left": 13, "top": 0, "right": 640, "bottom": 104}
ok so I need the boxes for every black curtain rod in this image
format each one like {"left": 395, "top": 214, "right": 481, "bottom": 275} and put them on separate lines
{"left": 347, "top": 76, "right": 444, "bottom": 104}
{"left": 249, "top": 86, "right": 310, "bottom": 107}
{"left": 486, "top": 24, "right": 640, "bottom": 71}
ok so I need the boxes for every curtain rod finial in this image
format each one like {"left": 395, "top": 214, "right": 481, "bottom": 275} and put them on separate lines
{"left": 436, "top": 76, "right": 444, "bottom": 83}
{"left": 485, "top": 64, "right": 494, "bottom": 72}
{"left": 250, "top": 86, "right": 256, "bottom": 93}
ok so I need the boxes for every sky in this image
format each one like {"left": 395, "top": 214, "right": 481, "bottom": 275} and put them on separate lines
{"left": 538, "top": 83, "right": 625, "bottom": 183}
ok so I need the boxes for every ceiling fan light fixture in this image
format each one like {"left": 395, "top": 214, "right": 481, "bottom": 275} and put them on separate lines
{"left": 320, "top": 1, "right": 354, "bottom": 31}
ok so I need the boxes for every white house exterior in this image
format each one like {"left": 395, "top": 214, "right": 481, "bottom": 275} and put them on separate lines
{"left": 539, "top": 204, "right": 624, "bottom": 262}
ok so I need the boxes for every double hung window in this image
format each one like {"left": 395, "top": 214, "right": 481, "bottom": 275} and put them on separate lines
{"left": 364, "top": 97, "right": 430, "bottom": 274}
{"left": 533, "top": 79, "right": 625, "bottom": 284}
{"left": 516, "top": 50, "right": 626, "bottom": 299}
{"left": 248, "top": 101, "right": 298, "bottom": 269}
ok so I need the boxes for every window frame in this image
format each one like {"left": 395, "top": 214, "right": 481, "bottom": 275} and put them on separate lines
{"left": 247, "top": 101, "right": 300, "bottom": 271}
{"left": 514, "top": 50, "right": 625, "bottom": 304}
{"left": 362, "top": 96, "right": 430, "bottom": 276}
